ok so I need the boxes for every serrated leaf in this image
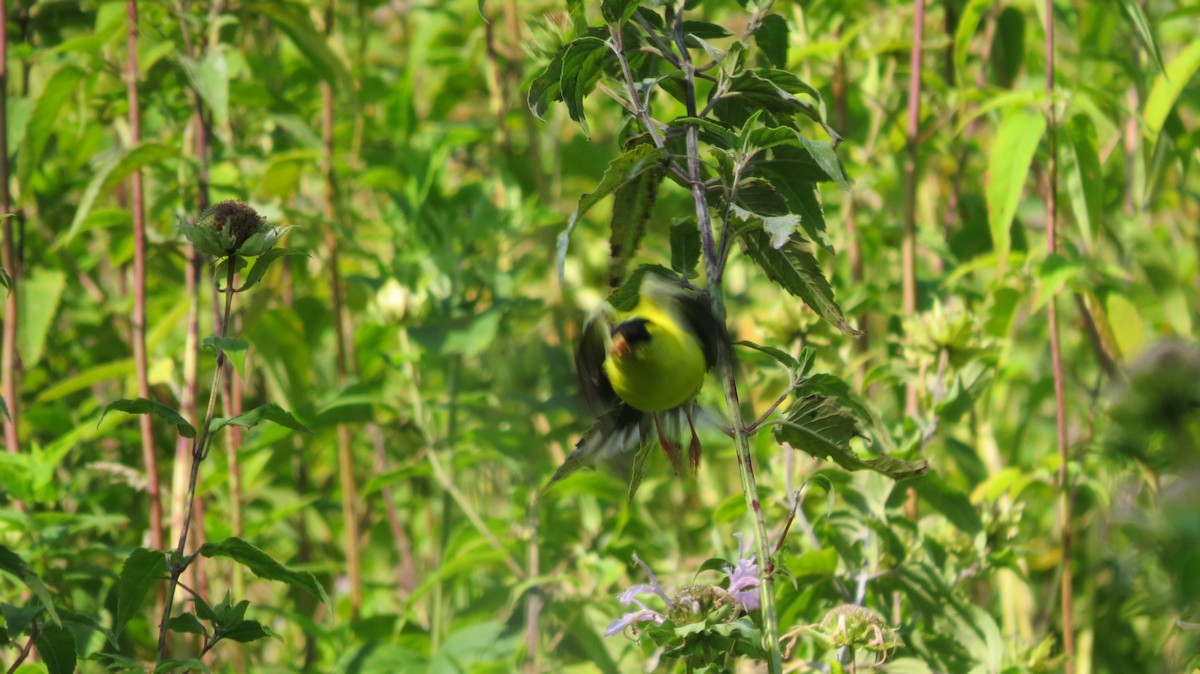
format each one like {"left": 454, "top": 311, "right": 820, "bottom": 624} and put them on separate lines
{"left": 1061, "top": 114, "right": 1101, "bottom": 251}
{"left": 560, "top": 37, "right": 610, "bottom": 135}
{"left": 199, "top": 537, "right": 328, "bottom": 605}
{"left": 754, "top": 14, "right": 788, "bottom": 68}
{"left": 733, "top": 340, "right": 797, "bottom": 370}
{"left": 669, "top": 219, "right": 701, "bottom": 277}
{"left": 202, "top": 336, "right": 249, "bottom": 374}
{"left": 601, "top": 0, "right": 642, "bottom": 24}
{"left": 775, "top": 395, "right": 928, "bottom": 480}
{"left": 528, "top": 45, "right": 567, "bottom": 120}
{"left": 168, "top": 613, "right": 207, "bottom": 636}
{"left": 556, "top": 144, "right": 666, "bottom": 279}
{"left": 116, "top": 548, "right": 167, "bottom": 636}
{"left": 180, "top": 48, "right": 230, "bottom": 127}
{"left": 0, "top": 546, "right": 60, "bottom": 627}
{"left": 249, "top": 1, "right": 350, "bottom": 88}
{"left": 101, "top": 398, "right": 197, "bottom": 438}
{"left": 986, "top": 110, "right": 1045, "bottom": 270}
{"left": 1117, "top": 0, "right": 1166, "bottom": 76}
{"left": 797, "top": 136, "right": 849, "bottom": 190}
{"left": 1144, "top": 40, "right": 1200, "bottom": 142}
{"left": 17, "top": 65, "right": 85, "bottom": 197}
{"left": 741, "top": 229, "right": 859, "bottom": 335}
{"left": 60, "top": 142, "right": 179, "bottom": 248}
{"left": 36, "top": 624, "right": 76, "bottom": 674}
{"left": 609, "top": 155, "right": 663, "bottom": 287}
{"left": 209, "top": 403, "right": 312, "bottom": 435}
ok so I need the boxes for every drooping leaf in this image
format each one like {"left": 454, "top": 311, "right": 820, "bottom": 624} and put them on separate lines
{"left": 101, "top": 398, "right": 197, "bottom": 439}
{"left": 989, "top": 7, "right": 1025, "bottom": 89}
{"left": 1144, "top": 40, "right": 1200, "bottom": 142}
{"left": 528, "top": 45, "right": 568, "bottom": 120}
{"left": 179, "top": 48, "right": 230, "bottom": 126}
{"left": 986, "top": 110, "right": 1045, "bottom": 270}
{"left": 60, "top": 142, "right": 179, "bottom": 248}
{"left": 953, "top": 0, "right": 991, "bottom": 85}
{"left": 0, "top": 545, "right": 61, "bottom": 626}
{"left": 775, "top": 395, "right": 928, "bottom": 480}
{"left": 17, "top": 268, "right": 66, "bottom": 367}
{"left": 220, "top": 619, "right": 281, "bottom": 643}
{"left": 35, "top": 624, "right": 77, "bottom": 674}
{"left": 168, "top": 613, "right": 208, "bottom": 636}
{"left": 1061, "top": 114, "right": 1102, "bottom": 250}
{"left": 17, "top": 65, "right": 85, "bottom": 196}
{"left": 712, "top": 70, "right": 826, "bottom": 132}
{"left": 556, "top": 143, "right": 666, "bottom": 279}
{"left": 797, "top": 136, "right": 850, "bottom": 191}
{"left": 669, "top": 219, "right": 701, "bottom": 278}
{"left": 609, "top": 152, "right": 664, "bottom": 287}
{"left": 198, "top": 537, "right": 329, "bottom": 605}
{"left": 36, "top": 359, "right": 135, "bottom": 403}
{"left": 1117, "top": 0, "right": 1166, "bottom": 76}
{"left": 236, "top": 247, "right": 305, "bottom": 293}
{"left": 560, "top": 37, "right": 611, "bottom": 136}
{"left": 209, "top": 403, "right": 312, "bottom": 435}
{"left": 741, "top": 229, "right": 859, "bottom": 335}
{"left": 116, "top": 548, "right": 167, "bottom": 637}
{"left": 249, "top": 1, "right": 350, "bottom": 88}
{"left": 734, "top": 339, "right": 798, "bottom": 370}
{"left": 754, "top": 14, "right": 789, "bottom": 68}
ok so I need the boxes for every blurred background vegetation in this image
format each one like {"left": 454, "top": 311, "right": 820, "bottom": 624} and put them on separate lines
{"left": 0, "top": 0, "right": 1197, "bottom": 672}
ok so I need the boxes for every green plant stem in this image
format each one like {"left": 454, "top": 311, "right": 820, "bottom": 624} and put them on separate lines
{"left": 6, "top": 620, "right": 36, "bottom": 674}
{"left": 156, "top": 259, "right": 237, "bottom": 662}
{"left": 668, "top": 8, "right": 781, "bottom": 673}
{"left": 0, "top": 0, "right": 19, "bottom": 460}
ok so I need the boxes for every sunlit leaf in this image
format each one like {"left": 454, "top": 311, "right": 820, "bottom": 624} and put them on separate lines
{"left": 115, "top": 548, "right": 166, "bottom": 637}
{"left": 741, "top": 229, "right": 859, "bottom": 335}
{"left": 986, "top": 110, "right": 1045, "bottom": 270}
{"left": 0, "top": 545, "right": 61, "bottom": 627}
{"left": 101, "top": 398, "right": 197, "bottom": 439}
{"left": 199, "top": 537, "right": 328, "bottom": 605}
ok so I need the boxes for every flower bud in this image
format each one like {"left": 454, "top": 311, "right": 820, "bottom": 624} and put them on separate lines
{"left": 180, "top": 201, "right": 285, "bottom": 258}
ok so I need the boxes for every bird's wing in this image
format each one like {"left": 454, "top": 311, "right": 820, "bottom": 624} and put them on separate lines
{"left": 542, "top": 404, "right": 650, "bottom": 494}
{"left": 673, "top": 290, "right": 728, "bottom": 371}
{"left": 575, "top": 302, "right": 619, "bottom": 415}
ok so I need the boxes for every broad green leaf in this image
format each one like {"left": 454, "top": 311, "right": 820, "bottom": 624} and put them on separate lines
{"left": 1061, "top": 114, "right": 1101, "bottom": 250}
{"left": 986, "top": 110, "right": 1045, "bottom": 270}
{"left": 35, "top": 624, "right": 77, "bottom": 674}
{"left": 798, "top": 136, "right": 850, "bottom": 191}
{"left": 209, "top": 403, "right": 312, "bottom": 435}
{"left": 202, "top": 336, "right": 249, "bottom": 374}
{"left": 199, "top": 537, "right": 329, "bottom": 605}
{"left": 754, "top": 14, "right": 789, "bottom": 68}
{"left": 60, "top": 142, "right": 179, "bottom": 248}
{"left": 36, "top": 359, "right": 135, "bottom": 403}
{"left": 101, "top": 398, "right": 197, "bottom": 439}
{"left": 154, "top": 658, "right": 212, "bottom": 673}
{"left": 1144, "top": 40, "right": 1200, "bottom": 141}
{"left": 914, "top": 474, "right": 984, "bottom": 539}
{"left": 774, "top": 395, "right": 928, "bottom": 480}
{"left": 1105, "top": 291, "right": 1146, "bottom": 360}
{"left": 609, "top": 154, "right": 663, "bottom": 287}
{"left": 990, "top": 7, "right": 1025, "bottom": 88}
{"left": 556, "top": 144, "right": 665, "bottom": 279}
{"left": 733, "top": 339, "right": 797, "bottom": 370}
{"left": 180, "top": 48, "right": 230, "bottom": 126}
{"left": 713, "top": 70, "right": 826, "bottom": 132}
{"left": 0, "top": 545, "right": 61, "bottom": 626}
{"left": 601, "top": 0, "right": 642, "bottom": 24}
{"left": 17, "top": 268, "right": 65, "bottom": 367}
{"left": 669, "top": 219, "right": 701, "bottom": 278}
{"left": 528, "top": 45, "right": 567, "bottom": 120}
{"left": 220, "top": 619, "right": 280, "bottom": 643}
{"left": 2, "top": 602, "right": 40, "bottom": 637}
{"left": 17, "top": 66, "right": 85, "bottom": 196}
{"left": 560, "top": 37, "right": 610, "bottom": 136}
{"left": 116, "top": 548, "right": 167, "bottom": 637}
{"left": 168, "top": 613, "right": 207, "bottom": 636}
{"left": 249, "top": 2, "right": 350, "bottom": 88}
{"left": 953, "top": 0, "right": 991, "bottom": 85}
{"left": 237, "top": 247, "right": 306, "bottom": 292}
{"left": 1117, "top": 0, "right": 1166, "bottom": 76}
{"left": 741, "top": 229, "right": 859, "bottom": 335}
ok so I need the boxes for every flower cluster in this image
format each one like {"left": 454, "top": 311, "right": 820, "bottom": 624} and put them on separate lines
{"left": 179, "top": 201, "right": 286, "bottom": 258}
{"left": 604, "top": 536, "right": 761, "bottom": 638}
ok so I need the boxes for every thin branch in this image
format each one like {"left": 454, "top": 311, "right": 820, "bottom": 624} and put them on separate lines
{"left": 6, "top": 621, "right": 37, "bottom": 674}
{"left": 902, "top": 0, "right": 926, "bottom": 418}
{"left": 0, "top": 0, "right": 20, "bottom": 459}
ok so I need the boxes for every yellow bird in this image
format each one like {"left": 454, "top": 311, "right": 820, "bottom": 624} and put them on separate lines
{"left": 547, "top": 272, "right": 726, "bottom": 491}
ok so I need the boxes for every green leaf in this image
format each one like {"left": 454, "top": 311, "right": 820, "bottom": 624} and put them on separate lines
{"left": 1117, "top": 0, "right": 1166, "bottom": 76}
{"left": 556, "top": 144, "right": 665, "bottom": 279}
{"left": 1061, "top": 114, "right": 1102, "bottom": 251}
{"left": 236, "top": 245, "right": 307, "bottom": 290}
{"left": 35, "top": 624, "right": 76, "bottom": 674}
{"left": 17, "top": 268, "right": 66, "bottom": 368}
{"left": 59, "top": 142, "right": 179, "bottom": 248}
{"left": 168, "top": 613, "right": 208, "bottom": 636}
{"left": 0, "top": 545, "right": 61, "bottom": 627}
{"left": 199, "top": 537, "right": 329, "bottom": 605}
{"left": 609, "top": 152, "right": 663, "bottom": 287}
{"left": 154, "top": 658, "right": 212, "bottom": 673}
{"left": 669, "top": 219, "right": 701, "bottom": 278}
{"left": 249, "top": 1, "right": 350, "bottom": 88}
{"left": 528, "top": 45, "right": 567, "bottom": 120}
{"left": 219, "top": 619, "right": 280, "bottom": 643}
{"left": 797, "top": 136, "right": 850, "bottom": 191}
{"left": 754, "top": 14, "right": 788, "bottom": 68}
{"left": 202, "top": 336, "right": 250, "bottom": 375}
{"left": 733, "top": 339, "right": 797, "bottom": 370}
{"left": 601, "top": 0, "right": 642, "bottom": 24}
{"left": 560, "top": 37, "right": 610, "bottom": 136}
{"left": 774, "top": 395, "right": 928, "bottom": 480}
{"left": 101, "top": 398, "right": 197, "bottom": 439}
{"left": 986, "top": 110, "right": 1045, "bottom": 270}
{"left": 914, "top": 474, "right": 983, "bottom": 538}
{"left": 116, "top": 548, "right": 167, "bottom": 637}
{"left": 741, "top": 229, "right": 859, "bottom": 335}
{"left": 36, "top": 359, "right": 135, "bottom": 403}
{"left": 2, "top": 602, "right": 40, "bottom": 637}
{"left": 953, "top": 0, "right": 990, "bottom": 85}
{"left": 1144, "top": 40, "right": 1200, "bottom": 142}
{"left": 180, "top": 48, "right": 230, "bottom": 127}
{"left": 17, "top": 66, "right": 85, "bottom": 197}
{"left": 209, "top": 403, "right": 313, "bottom": 436}
{"left": 990, "top": 7, "right": 1025, "bottom": 88}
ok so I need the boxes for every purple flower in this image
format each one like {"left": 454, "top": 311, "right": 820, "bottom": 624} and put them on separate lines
{"left": 605, "top": 553, "right": 673, "bottom": 638}
{"left": 724, "top": 533, "right": 761, "bottom": 611}
{"left": 604, "top": 607, "right": 666, "bottom": 637}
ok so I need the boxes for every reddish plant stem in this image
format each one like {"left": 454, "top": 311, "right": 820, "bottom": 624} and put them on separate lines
{"left": 0, "top": 0, "right": 20, "bottom": 458}
{"left": 127, "top": 0, "right": 165, "bottom": 557}
{"left": 902, "top": 0, "right": 926, "bottom": 418}
{"left": 1044, "top": 5, "right": 1074, "bottom": 672}
{"left": 323, "top": 0, "right": 362, "bottom": 619}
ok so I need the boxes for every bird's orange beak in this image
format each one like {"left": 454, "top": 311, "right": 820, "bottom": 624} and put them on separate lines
{"left": 610, "top": 333, "right": 631, "bottom": 360}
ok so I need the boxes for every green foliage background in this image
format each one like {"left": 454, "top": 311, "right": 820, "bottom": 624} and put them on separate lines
{"left": 0, "top": 0, "right": 1198, "bottom": 672}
